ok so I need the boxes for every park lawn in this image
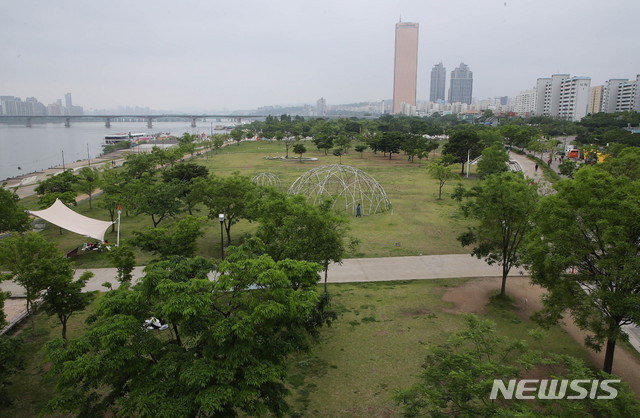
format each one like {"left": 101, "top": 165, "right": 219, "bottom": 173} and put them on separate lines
{"left": 25, "top": 140, "right": 476, "bottom": 268}
{"left": 0, "top": 278, "right": 595, "bottom": 417}
{"left": 283, "top": 279, "right": 593, "bottom": 416}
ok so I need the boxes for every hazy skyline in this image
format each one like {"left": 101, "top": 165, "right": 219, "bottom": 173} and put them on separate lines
{"left": 1, "top": 0, "right": 639, "bottom": 112}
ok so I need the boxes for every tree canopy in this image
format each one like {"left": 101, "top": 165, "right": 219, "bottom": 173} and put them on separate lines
{"left": 0, "top": 187, "right": 30, "bottom": 232}
{"left": 458, "top": 171, "right": 539, "bottom": 297}
{"left": 524, "top": 166, "right": 640, "bottom": 374}
{"left": 45, "top": 241, "right": 331, "bottom": 417}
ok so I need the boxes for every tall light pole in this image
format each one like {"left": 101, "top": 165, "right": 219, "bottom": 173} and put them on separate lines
{"left": 218, "top": 213, "right": 225, "bottom": 260}
{"left": 117, "top": 204, "right": 122, "bottom": 247}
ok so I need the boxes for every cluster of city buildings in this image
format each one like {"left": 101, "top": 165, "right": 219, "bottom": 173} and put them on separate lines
{"left": 388, "top": 20, "right": 638, "bottom": 121}
{"left": 514, "top": 74, "right": 640, "bottom": 121}
{"left": 391, "top": 21, "right": 475, "bottom": 116}
{"left": 0, "top": 93, "right": 83, "bottom": 117}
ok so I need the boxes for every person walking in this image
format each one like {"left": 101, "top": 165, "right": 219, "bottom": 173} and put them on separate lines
{"left": 356, "top": 203, "right": 361, "bottom": 217}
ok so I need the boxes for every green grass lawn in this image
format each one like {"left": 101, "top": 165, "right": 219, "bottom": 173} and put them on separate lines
{"left": 0, "top": 278, "right": 595, "bottom": 417}
{"left": 23, "top": 141, "right": 477, "bottom": 268}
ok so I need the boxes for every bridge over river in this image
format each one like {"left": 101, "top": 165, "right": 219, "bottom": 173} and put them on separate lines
{"left": 0, "top": 114, "right": 267, "bottom": 129}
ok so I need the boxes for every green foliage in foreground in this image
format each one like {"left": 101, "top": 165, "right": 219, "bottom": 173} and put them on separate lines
{"left": 44, "top": 240, "right": 332, "bottom": 417}
{"left": 525, "top": 166, "right": 640, "bottom": 374}
{"left": 0, "top": 187, "right": 31, "bottom": 233}
{"left": 394, "top": 314, "right": 640, "bottom": 417}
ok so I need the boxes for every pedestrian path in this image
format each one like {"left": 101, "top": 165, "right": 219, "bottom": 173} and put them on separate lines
{"left": 0, "top": 254, "right": 518, "bottom": 297}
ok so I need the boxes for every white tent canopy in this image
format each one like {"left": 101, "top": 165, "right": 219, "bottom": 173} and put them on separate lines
{"left": 27, "top": 198, "right": 113, "bottom": 242}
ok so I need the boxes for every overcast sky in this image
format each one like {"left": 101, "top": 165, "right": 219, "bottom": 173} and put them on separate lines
{"left": 1, "top": 0, "right": 639, "bottom": 112}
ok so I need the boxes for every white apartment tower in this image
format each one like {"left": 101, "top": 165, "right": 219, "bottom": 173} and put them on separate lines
{"left": 514, "top": 89, "right": 536, "bottom": 117}
{"left": 602, "top": 75, "right": 640, "bottom": 113}
{"left": 535, "top": 74, "right": 591, "bottom": 121}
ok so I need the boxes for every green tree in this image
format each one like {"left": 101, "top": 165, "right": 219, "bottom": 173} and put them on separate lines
{"left": 191, "top": 173, "right": 260, "bottom": 243}
{"left": 133, "top": 216, "right": 205, "bottom": 259}
{"left": 600, "top": 147, "right": 640, "bottom": 180}
{"left": 393, "top": 314, "right": 640, "bottom": 417}
{"left": 34, "top": 169, "right": 78, "bottom": 207}
{"left": 256, "top": 192, "right": 355, "bottom": 292}
{"left": 0, "top": 334, "right": 24, "bottom": 406}
{"left": 334, "top": 134, "right": 352, "bottom": 154}
{"left": 354, "top": 144, "right": 368, "bottom": 158}
{"left": 0, "top": 232, "right": 67, "bottom": 336}
{"left": 45, "top": 243, "right": 329, "bottom": 417}
{"left": 292, "top": 142, "right": 307, "bottom": 162}
{"left": 161, "top": 162, "right": 209, "bottom": 215}
{"left": 210, "top": 133, "right": 227, "bottom": 153}
{"left": 524, "top": 167, "right": 640, "bottom": 374}
{"left": 476, "top": 143, "right": 509, "bottom": 179}
{"left": 0, "top": 186, "right": 31, "bottom": 232}
{"left": 129, "top": 176, "right": 184, "bottom": 227}
{"left": 458, "top": 172, "right": 539, "bottom": 297}
{"left": 41, "top": 270, "right": 95, "bottom": 349}
{"left": 108, "top": 242, "right": 136, "bottom": 284}
{"left": 332, "top": 148, "right": 344, "bottom": 164}
{"left": 177, "top": 133, "right": 198, "bottom": 158}
{"left": 99, "top": 166, "right": 125, "bottom": 232}
{"left": 426, "top": 158, "right": 456, "bottom": 200}
{"left": 442, "top": 126, "right": 484, "bottom": 174}
{"left": 558, "top": 160, "right": 579, "bottom": 178}
{"left": 75, "top": 166, "right": 101, "bottom": 208}
{"left": 379, "top": 131, "right": 402, "bottom": 159}
{"left": 230, "top": 127, "right": 244, "bottom": 146}
{"left": 122, "top": 152, "right": 157, "bottom": 179}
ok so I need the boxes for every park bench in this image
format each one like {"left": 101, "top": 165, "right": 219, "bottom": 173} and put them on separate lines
{"left": 65, "top": 247, "right": 79, "bottom": 258}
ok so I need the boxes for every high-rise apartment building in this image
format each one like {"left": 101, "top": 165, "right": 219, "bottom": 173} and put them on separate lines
{"left": 588, "top": 85, "right": 603, "bottom": 114}
{"left": 558, "top": 77, "right": 591, "bottom": 121}
{"left": 316, "top": 97, "right": 327, "bottom": 116}
{"left": 602, "top": 75, "right": 640, "bottom": 113}
{"left": 430, "top": 62, "right": 446, "bottom": 102}
{"left": 448, "top": 63, "right": 473, "bottom": 104}
{"left": 535, "top": 74, "right": 590, "bottom": 121}
{"left": 65, "top": 93, "right": 72, "bottom": 109}
{"left": 514, "top": 89, "right": 536, "bottom": 117}
{"left": 392, "top": 22, "right": 419, "bottom": 114}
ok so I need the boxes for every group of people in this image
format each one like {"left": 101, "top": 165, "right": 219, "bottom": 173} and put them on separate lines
{"left": 82, "top": 241, "right": 110, "bottom": 251}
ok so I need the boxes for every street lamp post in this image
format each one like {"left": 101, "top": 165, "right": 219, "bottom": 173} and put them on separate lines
{"left": 218, "top": 213, "right": 225, "bottom": 260}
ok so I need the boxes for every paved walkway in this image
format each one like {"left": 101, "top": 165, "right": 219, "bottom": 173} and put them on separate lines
{"left": 0, "top": 254, "right": 519, "bottom": 296}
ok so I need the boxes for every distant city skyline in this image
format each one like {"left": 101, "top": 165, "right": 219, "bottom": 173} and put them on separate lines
{"left": 1, "top": 1, "right": 639, "bottom": 112}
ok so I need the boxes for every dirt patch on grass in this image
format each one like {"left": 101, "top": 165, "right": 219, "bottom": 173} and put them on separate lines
{"left": 442, "top": 276, "right": 640, "bottom": 396}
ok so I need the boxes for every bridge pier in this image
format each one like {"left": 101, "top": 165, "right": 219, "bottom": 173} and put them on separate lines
{"left": 191, "top": 117, "right": 197, "bottom": 128}
{"left": 105, "top": 117, "right": 111, "bottom": 128}
{"left": 65, "top": 117, "right": 71, "bottom": 128}
{"left": 147, "top": 118, "right": 153, "bottom": 129}
{"left": 26, "top": 117, "right": 32, "bottom": 127}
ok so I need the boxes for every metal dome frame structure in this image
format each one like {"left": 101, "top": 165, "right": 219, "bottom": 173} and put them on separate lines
{"left": 288, "top": 164, "right": 391, "bottom": 216}
{"left": 253, "top": 172, "right": 281, "bottom": 188}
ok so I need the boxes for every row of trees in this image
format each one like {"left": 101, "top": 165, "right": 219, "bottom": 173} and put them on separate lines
{"left": 455, "top": 149, "right": 640, "bottom": 376}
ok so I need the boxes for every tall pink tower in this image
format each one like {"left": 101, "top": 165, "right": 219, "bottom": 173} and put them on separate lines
{"left": 392, "top": 21, "right": 419, "bottom": 114}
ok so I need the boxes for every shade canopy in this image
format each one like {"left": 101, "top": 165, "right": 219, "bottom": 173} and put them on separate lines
{"left": 27, "top": 198, "right": 113, "bottom": 242}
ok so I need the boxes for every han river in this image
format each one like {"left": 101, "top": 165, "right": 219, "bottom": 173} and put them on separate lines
{"left": 0, "top": 121, "right": 233, "bottom": 181}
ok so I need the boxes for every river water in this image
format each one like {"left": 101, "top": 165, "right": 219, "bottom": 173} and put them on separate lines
{"left": 0, "top": 121, "right": 232, "bottom": 181}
